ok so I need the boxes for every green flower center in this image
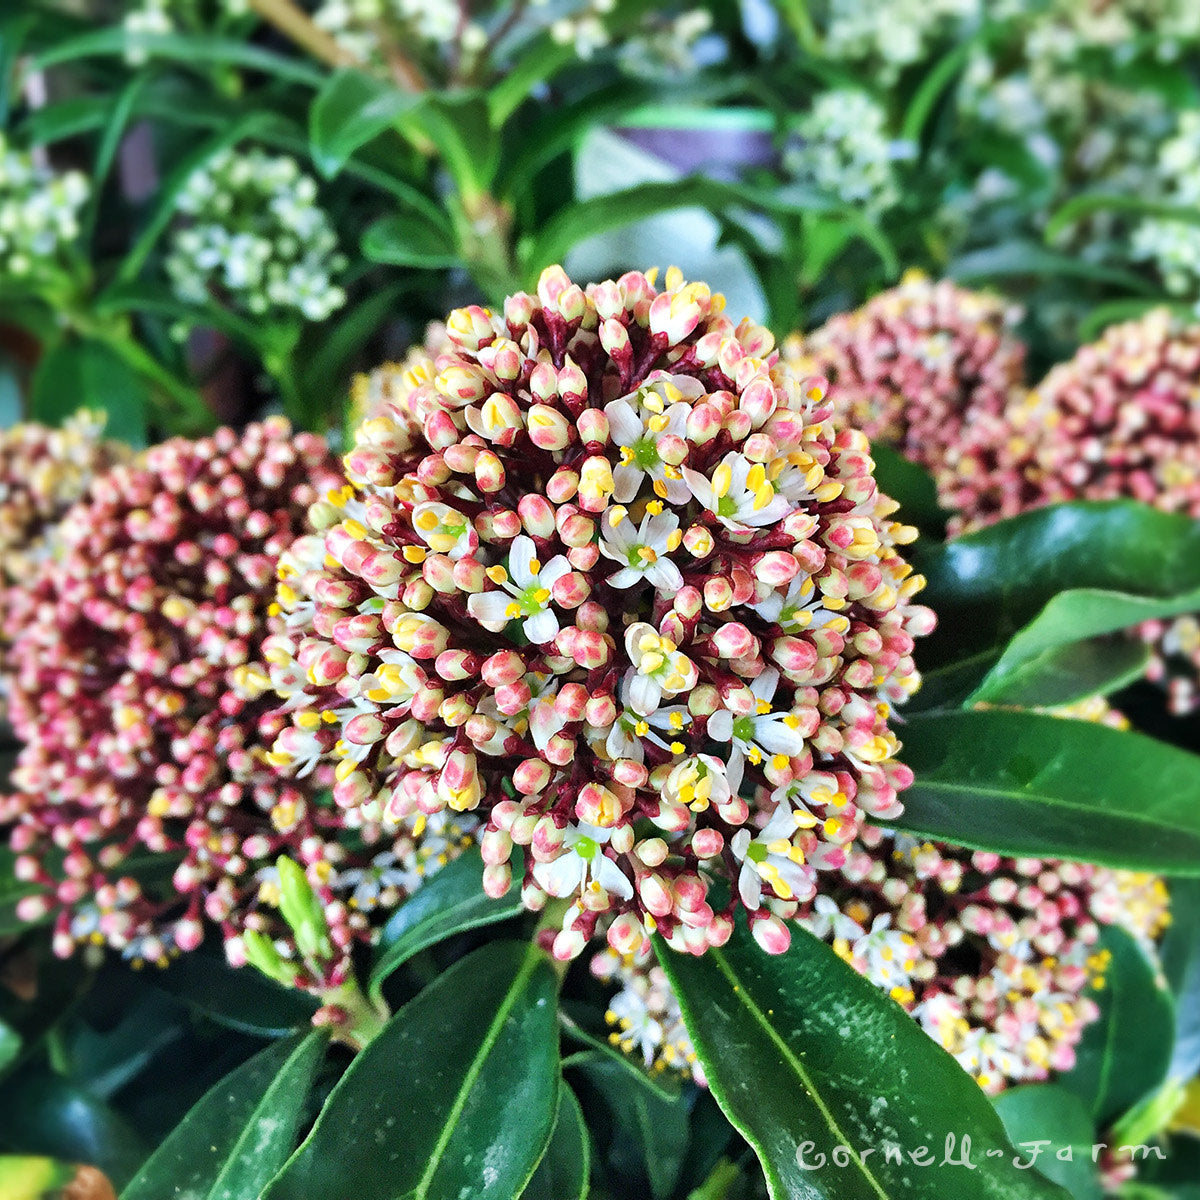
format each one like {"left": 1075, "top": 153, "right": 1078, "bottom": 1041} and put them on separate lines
{"left": 732, "top": 716, "right": 756, "bottom": 743}
{"left": 746, "top": 842, "right": 768, "bottom": 864}
{"left": 574, "top": 835, "right": 599, "bottom": 860}
{"left": 632, "top": 437, "right": 660, "bottom": 468}
{"left": 716, "top": 495, "right": 738, "bottom": 518}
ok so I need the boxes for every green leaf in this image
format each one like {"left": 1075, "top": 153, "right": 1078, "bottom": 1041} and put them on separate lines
{"left": 656, "top": 919, "right": 1071, "bottom": 1200}
{"left": 488, "top": 37, "right": 578, "bottom": 128}
{"left": 966, "top": 587, "right": 1200, "bottom": 708}
{"left": 522, "top": 1084, "right": 589, "bottom": 1200}
{"left": 119, "top": 1031, "right": 326, "bottom": 1200}
{"left": 0, "top": 1066, "right": 147, "bottom": 1188}
{"left": 0, "top": 1019, "right": 19, "bottom": 1077}
{"left": 1163, "top": 879, "right": 1200, "bottom": 1081}
{"left": 948, "top": 242, "right": 1158, "bottom": 294}
{"left": 361, "top": 212, "right": 459, "bottom": 270}
{"left": 1045, "top": 193, "right": 1200, "bottom": 245}
{"left": 369, "top": 845, "right": 525, "bottom": 1001}
{"left": 264, "top": 941, "right": 560, "bottom": 1200}
{"left": 914, "top": 501, "right": 1200, "bottom": 672}
{"left": 0, "top": 13, "right": 35, "bottom": 127}
{"left": 151, "top": 949, "right": 318, "bottom": 1038}
{"left": 1060, "top": 926, "right": 1175, "bottom": 1128}
{"left": 29, "top": 339, "right": 149, "bottom": 447}
{"left": 578, "top": 1058, "right": 689, "bottom": 1200}
{"left": 901, "top": 25, "right": 996, "bottom": 143}
{"left": 83, "top": 71, "right": 154, "bottom": 243}
{"left": 993, "top": 1086, "right": 1103, "bottom": 1200}
{"left": 890, "top": 709, "right": 1200, "bottom": 872}
{"left": 411, "top": 93, "right": 499, "bottom": 199}
{"left": 32, "top": 29, "right": 323, "bottom": 85}
{"left": 309, "top": 69, "right": 422, "bottom": 178}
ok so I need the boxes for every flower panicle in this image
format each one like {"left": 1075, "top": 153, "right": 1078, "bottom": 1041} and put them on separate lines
{"left": 268, "top": 264, "right": 934, "bottom": 964}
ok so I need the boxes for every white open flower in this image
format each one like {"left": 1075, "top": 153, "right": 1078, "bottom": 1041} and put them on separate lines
{"left": 730, "top": 804, "right": 815, "bottom": 909}
{"left": 532, "top": 823, "right": 635, "bottom": 901}
{"left": 753, "top": 573, "right": 851, "bottom": 633}
{"left": 623, "top": 622, "right": 698, "bottom": 715}
{"left": 467, "top": 535, "right": 571, "bottom": 644}
{"left": 412, "top": 501, "right": 478, "bottom": 560}
{"left": 707, "top": 668, "right": 807, "bottom": 769}
{"left": 604, "top": 375, "right": 700, "bottom": 504}
{"left": 603, "top": 704, "right": 690, "bottom": 763}
{"left": 598, "top": 509, "right": 684, "bottom": 592}
{"left": 682, "top": 452, "right": 793, "bottom": 531}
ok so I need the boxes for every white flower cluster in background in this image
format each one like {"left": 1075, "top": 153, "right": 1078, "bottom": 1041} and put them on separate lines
{"left": 0, "top": 135, "right": 89, "bottom": 280}
{"left": 123, "top": 0, "right": 174, "bottom": 64}
{"left": 786, "top": 90, "right": 914, "bottom": 214}
{"left": 818, "top": 0, "right": 980, "bottom": 83}
{"left": 166, "top": 148, "right": 347, "bottom": 323}
{"left": 313, "top": 0, "right": 479, "bottom": 66}
{"left": 1133, "top": 110, "right": 1200, "bottom": 306}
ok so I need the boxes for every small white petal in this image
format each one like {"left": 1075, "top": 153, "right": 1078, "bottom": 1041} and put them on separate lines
{"left": 467, "top": 591, "right": 515, "bottom": 630}
{"left": 524, "top": 608, "right": 560, "bottom": 645}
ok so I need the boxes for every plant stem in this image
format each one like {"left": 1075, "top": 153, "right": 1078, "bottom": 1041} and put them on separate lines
{"left": 324, "top": 978, "right": 390, "bottom": 1052}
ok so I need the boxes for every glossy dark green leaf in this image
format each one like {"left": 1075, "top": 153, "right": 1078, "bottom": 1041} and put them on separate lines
{"left": 361, "top": 212, "right": 459, "bottom": 270}
{"left": 1060, "top": 926, "right": 1175, "bottom": 1128}
{"left": 120, "top": 1031, "right": 325, "bottom": 1200}
{"left": 522, "top": 1084, "right": 589, "bottom": 1200}
{"left": 993, "top": 1085, "right": 1103, "bottom": 1200}
{"left": 0, "top": 1065, "right": 147, "bottom": 1188}
{"left": 915, "top": 502, "right": 1200, "bottom": 670}
{"left": 1163, "top": 879, "right": 1200, "bottom": 1081}
{"left": 657, "top": 919, "right": 1071, "bottom": 1200}
{"left": 264, "top": 941, "right": 559, "bottom": 1200}
{"left": 151, "top": 949, "right": 318, "bottom": 1037}
{"left": 309, "top": 69, "right": 422, "bottom": 178}
{"left": 966, "top": 587, "right": 1200, "bottom": 707}
{"left": 29, "top": 339, "right": 148, "bottom": 447}
{"left": 889, "top": 709, "right": 1200, "bottom": 871}
{"left": 369, "top": 845, "right": 525, "bottom": 1001}
{"left": 578, "top": 1058, "right": 689, "bottom": 1200}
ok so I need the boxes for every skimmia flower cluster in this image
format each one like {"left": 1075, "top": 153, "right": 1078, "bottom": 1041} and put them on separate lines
{"left": 0, "top": 134, "right": 89, "bottom": 280}
{"left": 788, "top": 273, "right": 1026, "bottom": 491}
{"left": 166, "top": 148, "right": 347, "bottom": 323}
{"left": 0, "top": 420, "right": 379, "bottom": 978}
{"left": 267, "top": 265, "right": 934, "bottom": 962}
{"left": 955, "top": 310, "right": 1200, "bottom": 711}
{"left": 0, "top": 412, "right": 129, "bottom": 590}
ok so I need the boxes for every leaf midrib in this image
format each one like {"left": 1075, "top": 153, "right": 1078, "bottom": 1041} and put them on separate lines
{"left": 707, "top": 948, "right": 890, "bottom": 1200}
{"left": 412, "top": 946, "right": 541, "bottom": 1199}
{"left": 207, "top": 1032, "right": 321, "bottom": 1200}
